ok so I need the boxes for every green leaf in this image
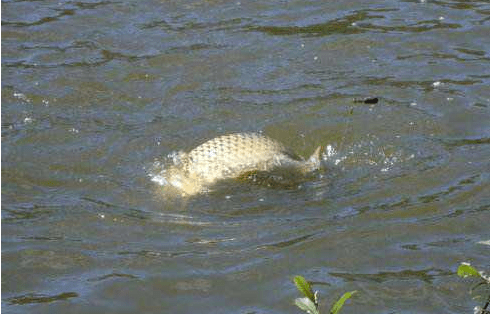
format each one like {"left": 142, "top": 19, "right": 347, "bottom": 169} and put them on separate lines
{"left": 295, "top": 297, "right": 320, "bottom": 314}
{"left": 330, "top": 290, "right": 357, "bottom": 314}
{"left": 457, "top": 263, "right": 481, "bottom": 279}
{"left": 294, "top": 276, "right": 315, "bottom": 303}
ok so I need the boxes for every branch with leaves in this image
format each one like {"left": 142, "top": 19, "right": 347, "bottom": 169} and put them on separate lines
{"left": 293, "top": 275, "right": 356, "bottom": 314}
{"left": 457, "top": 263, "right": 490, "bottom": 314}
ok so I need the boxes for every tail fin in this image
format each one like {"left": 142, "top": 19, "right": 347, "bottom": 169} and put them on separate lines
{"left": 302, "top": 146, "right": 322, "bottom": 173}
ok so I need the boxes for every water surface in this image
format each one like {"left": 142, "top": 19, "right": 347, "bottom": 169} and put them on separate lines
{"left": 2, "top": 0, "right": 490, "bottom": 313}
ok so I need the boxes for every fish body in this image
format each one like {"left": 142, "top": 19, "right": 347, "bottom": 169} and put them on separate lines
{"left": 166, "top": 133, "right": 322, "bottom": 195}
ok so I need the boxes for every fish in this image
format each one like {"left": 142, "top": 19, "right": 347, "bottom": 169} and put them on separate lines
{"left": 164, "top": 132, "right": 322, "bottom": 196}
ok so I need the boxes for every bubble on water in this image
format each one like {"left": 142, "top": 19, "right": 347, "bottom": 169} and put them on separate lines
{"left": 334, "top": 157, "right": 346, "bottom": 165}
{"left": 321, "top": 144, "right": 349, "bottom": 166}
{"left": 325, "top": 145, "right": 336, "bottom": 157}
{"left": 477, "top": 239, "right": 490, "bottom": 246}
{"left": 13, "top": 92, "right": 30, "bottom": 102}
{"left": 148, "top": 160, "right": 169, "bottom": 186}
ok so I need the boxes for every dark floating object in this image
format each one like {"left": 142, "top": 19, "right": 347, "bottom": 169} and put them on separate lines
{"left": 7, "top": 292, "right": 78, "bottom": 305}
{"left": 353, "top": 97, "right": 379, "bottom": 104}
{"left": 363, "top": 97, "right": 379, "bottom": 104}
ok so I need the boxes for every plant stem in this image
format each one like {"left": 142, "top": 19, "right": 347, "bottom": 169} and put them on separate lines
{"left": 482, "top": 294, "right": 490, "bottom": 313}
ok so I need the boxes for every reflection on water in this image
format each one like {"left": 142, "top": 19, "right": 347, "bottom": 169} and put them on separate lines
{"left": 2, "top": 0, "right": 490, "bottom": 313}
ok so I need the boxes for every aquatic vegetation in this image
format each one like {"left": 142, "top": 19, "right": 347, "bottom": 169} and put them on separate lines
{"left": 457, "top": 263, "right": 490, "bottom": 314}
{"left": 293, "top": 275, "right": 356, "bottom": 314}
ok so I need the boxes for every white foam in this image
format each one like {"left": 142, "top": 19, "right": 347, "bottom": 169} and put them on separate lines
{"left": 13, "top": 92, "right": 30, "bottom": 102}
{"left": 150, "top": 174, "right": 168, "bottom": 186}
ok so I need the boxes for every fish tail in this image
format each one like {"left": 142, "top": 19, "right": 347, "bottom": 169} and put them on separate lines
{"left": 301, "top": 146, "right": 322, "bottom": 173}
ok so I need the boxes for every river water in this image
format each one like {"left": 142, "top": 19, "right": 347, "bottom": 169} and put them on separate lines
{"left": 2, "top": 0, "right": 490, "bottom": 313}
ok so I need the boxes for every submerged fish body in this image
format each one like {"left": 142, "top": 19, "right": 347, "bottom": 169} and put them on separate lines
{"left": 166, "top": 133, "right": 322, "bottom": 195}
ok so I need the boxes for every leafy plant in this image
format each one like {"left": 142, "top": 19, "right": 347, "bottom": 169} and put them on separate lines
{"left": 293, "top": 275, "right": 356, "bottom": 314}
{"left": 330, "top": 290, "right": 357, "bottom": 314}
{"left": 457, "top": 263, "right": 490, "bottom": 314}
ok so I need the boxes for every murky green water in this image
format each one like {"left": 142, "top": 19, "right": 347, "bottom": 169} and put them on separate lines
{"left": 2, "top": 0, "right": 490, "bottom": 313}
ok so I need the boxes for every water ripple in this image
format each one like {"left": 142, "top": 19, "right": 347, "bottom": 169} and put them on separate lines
{"left": 2, "top": 9, "right": 75, "bottom": 28}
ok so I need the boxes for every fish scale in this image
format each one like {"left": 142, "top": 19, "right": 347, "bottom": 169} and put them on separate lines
{"left": 167, "top": 133, "right": 322, "bottom": 195}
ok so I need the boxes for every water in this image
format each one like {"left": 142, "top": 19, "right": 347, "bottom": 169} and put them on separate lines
{"left": 2, "top": 0, "right": 490, "bottom": 313}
